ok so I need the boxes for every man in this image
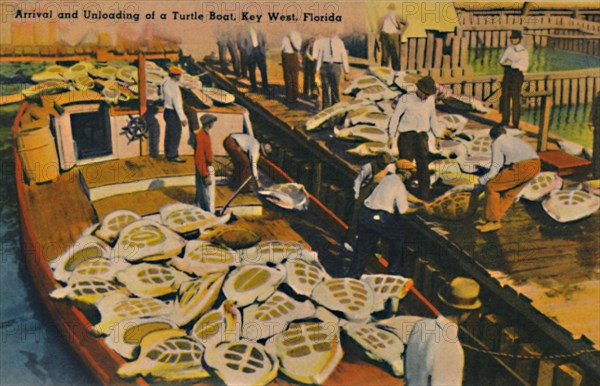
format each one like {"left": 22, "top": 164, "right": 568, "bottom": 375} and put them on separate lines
{"left": 476, "top": 125, "right": 540, "bottom": 232}
{"left": 162, "top": 66, "right": 188, "bottom": 163}
{"left": 347, "top": 160, "right": 423, "bottom": 279}
{"left": 590, "top": 91, "right": 600, "bottom": 179}
{"left": 377, "top": 3, "right": 407, "bottom": 71}
{"left": 499, "top": 30, "right": 528, "bottom": 129}
{"left": 223, "top": 133, "right": 270, "bottom": 193}
{"left": 281, "top": 30, "right": 302, "bottom": 103}
{"left": 316, "top": 29, "right": 350, "bottom": 109}
{"left": 242, "top": 26, "right": 269, "bottom": 94}
{"left": 195, "top": 114, "right": 218, "bottom": 212}
{"left": 302, "top": 33, "right": 321, "bottom": 99}
{"left": 143, "top": 101, "right": 160, "bottom": 157}
{"left": 387, "top": 76, "right": 439, "bottom": 200}
{"left": 217, "top": 27, "right": 240, "bottom": 75}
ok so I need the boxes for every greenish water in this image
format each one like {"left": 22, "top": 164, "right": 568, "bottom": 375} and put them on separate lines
{"left": 522, "top": 104, "right": 593, "bottom": 149}
{"left": 469, "top": 47, "right": 600, "bottom": 75}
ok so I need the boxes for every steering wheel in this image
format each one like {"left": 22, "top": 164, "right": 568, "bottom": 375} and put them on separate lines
{"left": 120, "top": 115, "right": 147, "bottom": 144}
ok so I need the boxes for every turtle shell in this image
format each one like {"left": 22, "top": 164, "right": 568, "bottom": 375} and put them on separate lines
{"left": 179, "top": 73, "right": 202, "bottom": 90}
{"left": 468, "top": 135, "right": 493, "bottom": 155}
{"left": 376, "top": 315, "right": 424, "bottom": 343}
{"left": 343, "top": 323, "right": 405, "bottom": 376}
{"left": 170, "top": 240, "right": 239, "bottom": 276}
{"left": 117, "top": 329, "right": 210, "bottom": 382}
{"left": 334, "top": 124, "right": 388, "bottom": 143}
{"left": 431, "top": 159, "right": 479, "bottom": 186}
{"left": 171, "top": 272, "right": 226, "bottom": 326}
{"left": 63, "top": 61, "right": 94, "bottom": 81}
{"left": 242, "top": 291, "right": 315, "bottom": 340}
{"left": 305, "top": 102, "right": 349, "bottom": 131}
{"left": 115, "top": 263, "right": 190, "bottom": 298}
{"left": 348, "top": 112, "right": 390, "bottom": 129}
{"left": 518, "top": 172, "right": 563, "bottom": 202}
{"left": 114, "top": 219, "right": 185, "bottom": 263}
{"left": 105, "top": 317, "right": 178, "bottom": 359}
{"left": 425, "top": 191, "right": 479, "bottom": 220}
{"left": 542, "top": 190, "right": 600, "bottom": 223}
{"left": 240, "top": 240, "right": 317, "bottom": 265}
{"left": 222, "top": 264, "right": 286, "bottom": 307}
{"left": 116, "top": 65, "right": 138, "bottom": 84}
{"left": 69, "top": 257, "right": 130, "bottom": 283}
{"left": 89, "top": 65, "right": 118, "bottom": 80}
{"left": 191, "top": 300, "right": 241, "bottom": 348}
{"left": 72, "top": 74, "right": 95, "bottom": 91}
{"left": 101, "top": 80, "right": 120, "bottom": 104}
{"left": 204, "top": 340, "right": 279, "bottom": 386}
{"left": 311, "top": 278, "right": 374, "bottom": 322}
{"left": 343, "top": 76, "right": 386, "bottom": 95}
{"left": 267, "top": 322, "right": 343, "bottom": 385}
{"left": 50, "top": 277, "right": 124, "bottom": 306}
{"left": 203, "top": 87, "right": 235, "bottom": 105}
{"left": 31, "top": 70, "right": 65, "bottom": 83}
{"left": 95, "top": 209, "right": 141, "bottom": 244}
{"left": 344, "top": 105, "right": 381, "bottom": 121}
{"left": 438, "top": 114, "right": 468, "bottom": 131}
{"left": 93, "top": 293, "right": 173, "bottom": 336}
{"left": 50, "top": 235, "right": 112, "bottom": 283}
{"left": 160, "top": 202, "right": 230, "bottom": 234}
{"left": 583, "top": 179, "right": 600, "bottom": 196}
{"left": 284, "top": 258, "right": 330, "bottom": 297}
{"left": 360, "top": 274, "right": 413, "bottom": 312}
{"left": 22, "top": 80, "right": 69, "bottom": 98}
{"left": 368, "top": 66, "right": 395, "bottom": 86}
{"left": 355, "top": 85, "right": 398, "bottom": 101}
{"left": 347, "top": 141, "right": 390, "bottom": 157}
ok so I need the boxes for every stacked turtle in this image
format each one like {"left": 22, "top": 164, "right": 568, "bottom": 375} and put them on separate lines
{"left": 49, "top": 201, "right": 420, "bottom": 385}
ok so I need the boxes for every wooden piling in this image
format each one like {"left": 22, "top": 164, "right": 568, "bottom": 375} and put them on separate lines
{"left": 514, "top": 343, "right": 543, "bottom": 385}
{"left": 554, "top": 363, "right": 584, "bottom": 386}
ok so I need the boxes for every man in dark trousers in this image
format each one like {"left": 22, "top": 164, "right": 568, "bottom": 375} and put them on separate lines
{"left": 316, "top": 29, "right": 350, "bottom": 109}
{"left": 281, "top": 30, "right": 302, "bottom": 103}
{"left": 217, "top": 27, "right": 240, "bottom": 75}
{"left": 223, "top": 133, "right": 270, "bottom": 193}
{"left": 346, "top": 160, "right": 423, "bottom": 279}
{"left": 195, "top": 114, "right": 218, "bottom": 212}
{"left": 499, "top": 30, "right": 529, "bottom": 128}
{"left": 242, "top": 26, "right": 269, "bottom": 95}
{"left": 377, "top": 3, "right": 407, "bottom": 71}
{"left": 386, "top": 76, "right": 439, "bottom": 200}
{"left": 302, "top": 33, "right": 322, "bottom": 99}
{"left": 162, "top": 66, "right": 188, "bottom": 162}
{"left": 143, "top": 101, "right": 160, "bottom": 157}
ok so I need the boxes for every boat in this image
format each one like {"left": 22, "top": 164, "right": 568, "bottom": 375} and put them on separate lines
{"left": 13, "top": 56, "right": 440, "bottom": 385}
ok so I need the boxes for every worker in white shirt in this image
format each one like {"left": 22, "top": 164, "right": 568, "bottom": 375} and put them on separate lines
{"left": 223, "top": 133, "right": 270, "bottom": 193}
{"left": 347, "top": 160, "right": 424, "bottom": 278}
{"left": 162, "top": 66, "right": 188, "bottom": 163}
{"left": 242, "top": 26, "right": 269, "bottom": 95}
{"left": 476, "top": 125, "right": 540, "bottom": 232}
{"left": 316, "top": 30, "right": 350, "bottom": 109}
{"left": 387, "top": 76, "right": 439, "bottom": 200}
{"left": 499, "top": 30, "right": 529, "bottom": 128}
{"left": 377, "top": 3, "right": 407, "bottom": 71}
{"left": 281, "top": 30, "right": 302, "bottom": 103}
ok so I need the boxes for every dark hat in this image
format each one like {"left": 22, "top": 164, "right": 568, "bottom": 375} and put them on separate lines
{"left": 416, "top": 76, "right": 437, "bottom": 96}
{"left": 510, "top": 30, "right": 522, "bottom": 39}
{"left": 438, "top": 277, "right": 482, "bottom": 310}
{"left": 200, "top": 113, "right": 217, "bottom": 126}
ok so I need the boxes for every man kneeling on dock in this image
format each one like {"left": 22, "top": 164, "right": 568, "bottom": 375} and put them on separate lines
{"left": 476, "top": 125, "right": 540, "bottom": 232}
{"left": 223, "top": 133, "right": 271, "bottom": 193}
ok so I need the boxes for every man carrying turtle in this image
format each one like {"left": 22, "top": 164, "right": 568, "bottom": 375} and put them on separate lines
{"left": 346, "top": 160, "right": 425, "bottom": 279}
{"left": 162, "top": 66, "right": 188, "bottom": 163}
{"left": 223, "top": 133, "right": 271, "bottom": 193}
{"left": 386, "top": 76, "right": 439, "bottom": 200}
{"left": 195, "top": 114, "right": 218, "bottom": 213}
{"left": 475, "top": 125, "right": 540, "bottom": 232}
{"left": 499, "top": 30, "right": 529, "bottom": 129}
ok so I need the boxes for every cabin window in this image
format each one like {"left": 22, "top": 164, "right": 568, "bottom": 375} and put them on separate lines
{"left": 69, "top": 106, "right": 112, "bottom": 159}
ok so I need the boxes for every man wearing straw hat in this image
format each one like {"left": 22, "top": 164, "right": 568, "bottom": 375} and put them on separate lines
{"left": 499, "top": 30, "right": 529, "bottom": 129}
{"left": 162, "top": 65, "right": 188, "bottom": 163}
{"left": 387, "top": 76, "right": 440, "bottom": 200}
{"left": 346, "top": 159, "right": 424, "bottom": 278}
{"left": 195, "top": 113, "right": 218, "bottom": 212}
{"left": 377, "top": 3, "right": 408, "bottom": 71}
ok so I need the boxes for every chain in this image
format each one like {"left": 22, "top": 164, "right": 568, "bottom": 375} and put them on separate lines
{"left": 462, "top": 343, "right": 600, "bottom": 360}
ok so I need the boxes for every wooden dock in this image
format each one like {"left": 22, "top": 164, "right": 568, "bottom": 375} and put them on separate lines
{"left": 196, "top": 56, "right": 600, "bottom": 384}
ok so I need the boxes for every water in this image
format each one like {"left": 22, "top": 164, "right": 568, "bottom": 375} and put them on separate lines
{"left": 522, "top": 104, "right": 593, "bottom": 149}
{"left": 0, "top": 106, "right": 96, "bottom": 384}
{"left": 468, "top": 47, "right": 600, "bottom": 75}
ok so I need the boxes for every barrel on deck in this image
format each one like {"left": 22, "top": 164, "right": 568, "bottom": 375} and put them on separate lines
{"left": 16, "top": 125, "right": 60, "bottom": 183}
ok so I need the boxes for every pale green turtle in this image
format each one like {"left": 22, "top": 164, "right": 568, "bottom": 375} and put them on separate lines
{"left": 115, "top": 263, "right": 191, "bottom": 298}
{"left": 116, "top": 65, "right": 138, "bottom": 84}
{"left": 355, "top": 84, "right": 398, "bottom": 101}
{"left": 95, "top": 209, "right": 141, "bottom": 244}
{"left": 423, "top": 191, "right": 481, "bottom": 220}
{"left": 89, "top": 65, "right": 118, "bottom": 79}
{"left": 343, "top": 75, "right": 387, "bottom": 96}
{"left": 284, "top": 257, "right": 330, "bottom": 297}
{"left": 334, "top": 125, "right": 388, "bottom": 143}
{"left": 518, "top": 172, "right": 563, "bottom": 202}
{"left": 542, "top": 190, "right": 600, "bottom": 223}
{"left": 311, "top": 278, "right": 374, "bottom": 322}
{"left": 22, "top": 80, "right": 69, "bottom": 98}
{"left": 50, "top": 277, "right": 125, "bottom": 306}
{"left": 50, "top": 235, "right": 112, "bottom": 283}
{"left": 202, "top": 87, "right": 235, "bottom": 105}
{"left": 190, "top": 300, "right": 241, "bottom": 348}
{"left": 171, "top": 271, "right": 226, "bottom": 326}
{"left": 368, "top": 66, "right": 396, "bottom": 86}
{"left": 347, "top": 111, "right": 390, "bottom": 129}
{"left": 222, "top": 264, "right": 285, "bottom": 307}
{"left": 114, "top": 219, "right": 186, "bottom": 263}
{"left": 105, "top": 317, "right": 178, "bottom": 359}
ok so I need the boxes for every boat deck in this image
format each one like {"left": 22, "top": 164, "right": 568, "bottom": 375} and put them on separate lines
{"left": 201, "top": 57, "right": 600, "bottom": 360}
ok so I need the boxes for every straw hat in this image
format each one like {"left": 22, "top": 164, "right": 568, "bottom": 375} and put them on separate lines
{"left": 438, "top": 277, "right": 482, "bottom": 310}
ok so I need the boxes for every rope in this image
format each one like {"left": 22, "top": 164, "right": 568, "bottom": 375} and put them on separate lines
{"left": 462, "top": 343, "right": 600, "bottom": 360}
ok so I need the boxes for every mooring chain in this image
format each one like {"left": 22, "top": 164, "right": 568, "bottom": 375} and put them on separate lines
{"left": 462, "top": 343, "right": 600, "bottom": 360}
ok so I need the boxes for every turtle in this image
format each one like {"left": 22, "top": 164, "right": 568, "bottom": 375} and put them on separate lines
{"left": 92, "top": 293, "right": 173, "bottom": 336}
{"left": 517, "top": 172, "right": 563, "bottom": 202}
{"left": 115, "top": 65, "right": 138, "bottom": 84}
{"left": 63, "top": 61, "right": 95, "bottom": 81}
{"left": 50, "top": 277, "right": 125, "bottom": 306}
{"left": 423, "top": 191, "right": 481, "bottom": 220}
{"left": 360, "top": 274, "right": 413, "bottom": 313}
{"left": 222, "top": 264, "right": 286, "bottom": 307}
{"left": 95, "top": 209, "right": 141, "bottom": 244}
{"left": 31, "top": 69, "right": 65, "bottom": 83}
{"left": 334, "top": 125, "right": 388, "bottom": 143}
{"left": 22, "top": 80, "right": 69, "bottom": 98}
{"left": 179, "top": 73, "right": 202, "bottom": 90}
{"left": 266, "top": 322, "right": 343, "bottom": 385}
{"left": 89, "top": 65, "right": 118, "bottom": 80}
{"left": 343, "top": 322, "right": 405, "bottom": 377}
{"left": 115, "top": 263, "right": 191, "bottom": 298}
{"left": 311, "top": 278, "right": 374, "bottom": 322}
{"left": 582, "top": 179, "right": 600, "bottom": 196}
{"left": 430, "top": 159, "right": 479, "bottom": 186}
{"left": 438, "top": 114, "right": 468, "bottom": 131}
{"left": 305, "top": 99, "right": 372, "bottom": 131}
{"left": 117, "top": 329, "right": 210, "bottom": 382}
{"left": 104, "top": 317, "right": 178, "bottom": 359}
{"left": 355, "top": 84, "right": 398, "bottom": 101}
{"left": 146, "top": 71, "right": 166, "bottom": 85}
{"left": 242, "top": 291, "right": 316, "bottom": 341}
{"left": 284, "top": 257, "right": 330, "bottom": 297}
{"left": 376, "top": 315, "right": 424, "bottom": 344}
{"left": 169, "top": 240, "right": 239, "bottom": 276}
{"left": 240, "top": 240, "right": 317, "bottom": 265}
{"left": 50, "top": 235, "right": 112, "bottom": 283}
{"left": 368, "top": 66, "right": 396, "bottom": 86}
{"left": 204, "top": 340, "right": 279, "bottom": 386}
{"left": 159, "top": 202, "right": 230, "bottom": 234}
{"left": 202, "top": 87, "right": 235, "bottom": 105}
{"left": 190, "top": 300, "right": 241, "bottom": 348}
{"left": 258, "top": 183, "right": 309, "bottom": 211}
{"left": 114, "top": 219, "right": 186, "bottom": 263}
{"left": 442, "top": 94, "right": 489, "bottom": 113}
{"left": 171, "top": 272, "right": 226, "bottom": 326}
{"left": 343, "top": 75, "right": 387, "bottom": 96}
{"left": 344, "top": 104, "right": 382, "bottom": 122}
{"left": 68, "top": 257, "right": 130, "bottom": 283}
{"left": 542, "top": 189, "right": 600, "bottom": 223}
{"left": 348, "top": 111, "right": 390, "bottom": 129}
{"left": 100, "top": 80, "right": 120, "bottom": 104}
{"left": 347, "top": 141, "right": 394, "bottom": 157}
